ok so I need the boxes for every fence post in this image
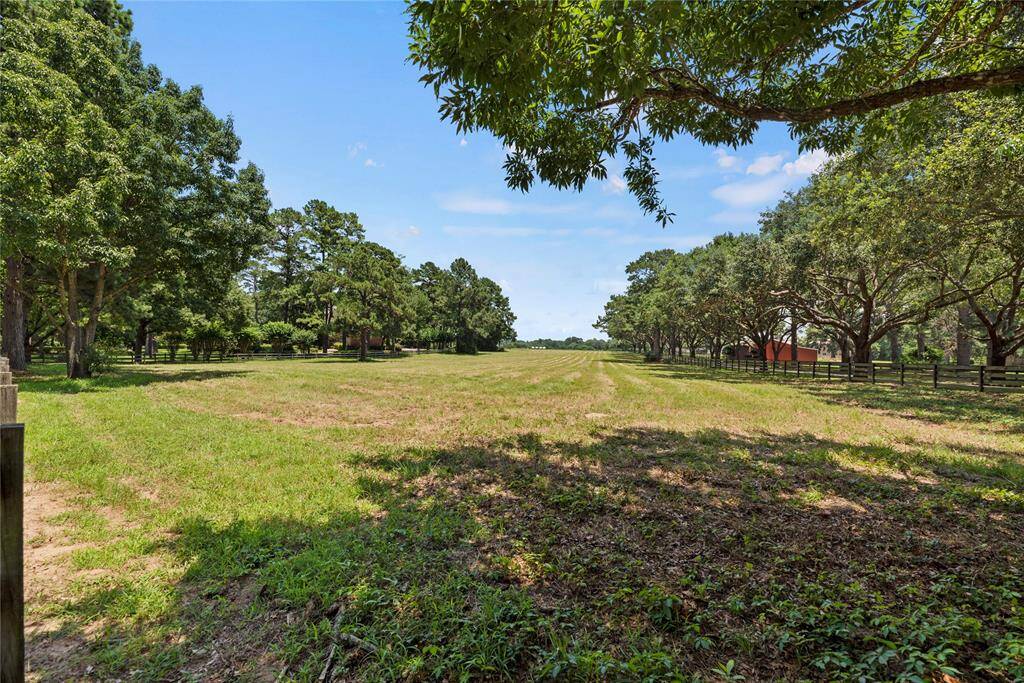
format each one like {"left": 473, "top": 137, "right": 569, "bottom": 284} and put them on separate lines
{"left": 871, "top": 363, "right": 876, "bottom": 384}
{"left": 900, "top": 363, "right": 905, "bottom": 386}
{"left": 796, "top": 361, "right": 801, "bottom": 378}
{"left": 1, "top": 356, "right": 24, "bottom": 683}
{"left": 811, "top": 362, "right": 816, "bottom": 379}
{"left": 979, "top": 366, "right": 985, "bottom": 393}
{"left": 933, "top": 364, "right": 939, "bottom": 389}
{"left": 827, "top": 363, "right": 831, "bottom": 381}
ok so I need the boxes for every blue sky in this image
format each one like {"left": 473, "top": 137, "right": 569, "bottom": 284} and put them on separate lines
{"left": 125, "top": 1, "right": 827, "bottom": 339}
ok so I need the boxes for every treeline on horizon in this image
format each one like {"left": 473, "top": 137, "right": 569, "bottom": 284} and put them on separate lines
{"left": 509, "top": 337, "right": 626, "bottom": 351}
{"left": 595, "top": 96, "right": 1024, "bottom": 368}
{"left": 0, "top": 0, "right": 516, "bottom": 378}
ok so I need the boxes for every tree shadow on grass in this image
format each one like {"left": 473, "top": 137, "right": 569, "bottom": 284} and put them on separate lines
{"left": 30, "top": 422, "right": 1024, "bottom": 681}
{"left": 647, "top": 360, "right": 1024, "bottom": 433}
{"left": 16, "top": 365, "right": 252, "bottom": 395}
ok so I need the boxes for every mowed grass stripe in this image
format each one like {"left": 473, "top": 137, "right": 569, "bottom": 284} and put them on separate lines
{"left": 17, "top": 350, "right": 1024, "bottom": 681}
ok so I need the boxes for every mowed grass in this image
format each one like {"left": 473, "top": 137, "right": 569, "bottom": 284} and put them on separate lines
{"left": 18, "top": 350, "right": 1024, "bottom": 681}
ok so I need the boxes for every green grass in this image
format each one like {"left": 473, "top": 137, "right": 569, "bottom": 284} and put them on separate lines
{"left": 19, "top": 350, "right": 1024, "bottom": 681}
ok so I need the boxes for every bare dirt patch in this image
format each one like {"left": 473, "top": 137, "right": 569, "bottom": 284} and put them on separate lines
{"left": 23, "top": 481, "right": 106, "bottom": 681}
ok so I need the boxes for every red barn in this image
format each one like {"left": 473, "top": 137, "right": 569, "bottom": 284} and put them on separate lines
{"left": 729, "top": 342, "right": 819, "bottom": 362}
{"left": 763, "top": 341, "right": 818, "bottom": 362}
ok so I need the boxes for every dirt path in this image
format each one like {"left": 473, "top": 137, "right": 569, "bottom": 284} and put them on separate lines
{"left": 23, "top": 481, "right": 96, "bottom": 681}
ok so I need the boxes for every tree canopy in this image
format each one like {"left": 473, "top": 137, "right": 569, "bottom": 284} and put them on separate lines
{"left": 597, "top": 95, "right": 1024, "bottom": 366}
{"left": 0, "top": 1, "right": 518, "bottom": 375}
{"left": 408, "top": 1, "right": 1024, "bottom": 222}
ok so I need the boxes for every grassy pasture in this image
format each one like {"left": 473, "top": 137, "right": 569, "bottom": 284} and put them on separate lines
{"left": 18, "top": 350, "right": 1024, "bottom": 681}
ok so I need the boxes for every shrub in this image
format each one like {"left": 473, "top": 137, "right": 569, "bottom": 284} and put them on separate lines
{"left": 236, "top": 326, "right": 263, "bottom": 354}
{"left": 261, "top": 322, "right": 296, "bottom": 353}
{"left": 186, "top": 321, "right": 230, "bottom": 361}
{"left": 82, "top": 344, "right": 120, "bottom": 375}
{"left": 902, "top": 345, "right": 945, "bottom": 364}
{"left": 162, "top": 331, "right": 185, "bottom": 361}
{"left": 291, "top": 328, "right": 318, "bottom": 354}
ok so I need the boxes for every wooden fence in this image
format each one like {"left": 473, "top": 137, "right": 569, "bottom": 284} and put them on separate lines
{"left": 1, "top": 356, "right": 24, "bottom": 682}
{"left": 666, "top": 355, "right": 1024, "bottom": 392}
{"left": 37, "top": 348, "right": 438, "bottom": 365}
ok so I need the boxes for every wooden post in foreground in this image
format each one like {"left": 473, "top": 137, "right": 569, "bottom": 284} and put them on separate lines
{"left": 1, "top": 355, "right": 24, "bottom": 683}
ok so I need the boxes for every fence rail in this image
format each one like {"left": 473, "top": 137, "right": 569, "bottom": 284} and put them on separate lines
{"left": 35, "top": 348, "right": 440, "bottom": 365}
{"left": 666, "top": 355, "right": 1023, "bottom": 392}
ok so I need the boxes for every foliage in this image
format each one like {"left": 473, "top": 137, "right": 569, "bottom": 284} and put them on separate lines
{"left": 260, "top": 321, "right": 295, "bottom": 353}
{"left": 235, "top": 326, "right": 263, "bottom": 355}
{"left": 336, "top": 241, "right": 410, "bottom": 360}
{"left": 0, "top": 0, "right": 270, "bottom": 377}
{"left": 598, "top": 96, "right": 1024, "bottom": 366}
{"left": 186, "top": 320, "right": 230, "bottom": 361}
{"left": 408, "top": 1, "right": 1024, "bottom": 221}
{"left": 290, "top": 328, "right": 317, "bottom": 354}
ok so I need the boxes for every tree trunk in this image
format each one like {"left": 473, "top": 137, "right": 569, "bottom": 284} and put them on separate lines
{"left": 789, "top": 317, "right": 798, "bottom": 361}
{"left": 887, "top": 329, "right": 901, "bottom": 363}
{"left": 1, "top": 256, "right": 27, "bottom": 371}
{"left": 61, "top": 269, "right": 89, "bottom": 378}
{"left": 321, "top": 301, "right": 333, "bottom": 353}
{"left": 916, "top": 327, "right": 926, "bottom": 356}
{"left": 853, "top": 338, "right": 872, "bottom": 363}
{"left": 955, "top": 305, "right": 973, "bottom": 366}
{"left": 133, "top": 319, "right": 149, "bottom": 364}
{"left": 839, "top": 333, "right": 850, "bottom": 363}
{"left": 988, "top": 338, "right": 1009, "bottom": 367}
{"left": 359, "top": 327, "right": 369, "bottom": 361}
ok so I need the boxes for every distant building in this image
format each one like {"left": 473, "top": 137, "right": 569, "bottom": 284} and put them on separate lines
{"left": 345, "top": 334, "right": 386, "bottom": 349}
{"left": 727, "top": 342, "right": 818, "bottom": 362}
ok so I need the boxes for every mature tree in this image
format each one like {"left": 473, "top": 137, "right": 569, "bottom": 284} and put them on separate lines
{"left": 412, "top": 261, "right": 455, "bottom": 349}
{"left": 617, "top": 250, "right": 675, "bottom": 359}
{"left": 409, "top": 1, "right": 1024, "bottom": 222}
{"left": 266, "top": 208, "right": 309, "bottom": 325}
{"left": 770, "top": 159, "right": 966, "bottom": 363}
{"left": 1, "top": 1, "right": 269, "bottom": 377}
{"left": 337, "top": 242, "right": 410, "bottom": 360}
{"left": 720, "top": 234, "right": 790, "bottom": 361}
{"left": 474, "top": 277, "right": 517, "bottom": 351}
{"left": 301, "top": 200, "right": 363, "bottom": 351}
{"left": 899, "top": 97, "right": 1024, "bottom": 365}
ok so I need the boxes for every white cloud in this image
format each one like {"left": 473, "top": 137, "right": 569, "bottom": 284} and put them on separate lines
{"left": 442, "top": 225, "right": 571, "bottom": 238}
{"left": 746, "top": 154, "right": 784, "bottom": 176}
{"left": 583, "top": 226, "right": 712, "bottom": 251}
{"left": 364, "top": 158, "right": 381, "bottom": 168}
{"left": 459, "top": 138, "right": 468, "bottom": 147}
{"left": 407, "top": 225, "right": 421, "bottom": 237}
{"left": 438, "top": 192, "right": 576, "bottom": 216}
{"left": 711, "top": 175, "right": 791, "bottom": 207}
{"left": 603, "top": 174, "right": 627, "bottom": 195}
{"left": 664, "top": 165, "right": 712, "bottom": 181}
{"left": 602, "top": 175, "right": 626, "bottom": 196}
{"left": 714, "top": 148, "right": 741, "bottom": 170}
{"left": 439, "top": 194, "right": 515, "bottom": 214}
{"left": 783, "top": 149, "right": 829, "bottom": 176}
{"left": 347, "top": 142, "right": 366, "bottom": 158}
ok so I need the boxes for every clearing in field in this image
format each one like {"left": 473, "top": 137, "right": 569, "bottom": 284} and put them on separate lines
{"left": 19, "top": 350, "right": 1024, "bottom": 681}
